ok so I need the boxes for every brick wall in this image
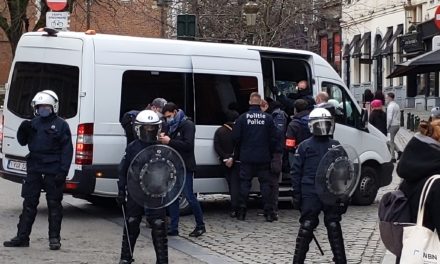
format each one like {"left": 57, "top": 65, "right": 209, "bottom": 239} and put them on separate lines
{"left": 0, "top": 0, "right": 162, "bottom": 85}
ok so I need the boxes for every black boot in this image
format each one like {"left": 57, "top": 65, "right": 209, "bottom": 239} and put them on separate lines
{"left": 151, "top": 218, "right": 168, "bottom": 264}
{"left": 326, "top": 221, "right": 347, "bottom": 264}
{"left": 236, "top": 207, "right": 246, "bottom": 221}
{"left": 293, "top": 220, "right": 315, "bottom": 264}
{"left": 4, "top": 199, "right": 38, "bottom": 247}
{"left": 119, "top": 216, "right": 141, "bottom": 263}
{"left": 47, "top": 199, "right": 63, "bottom": 250}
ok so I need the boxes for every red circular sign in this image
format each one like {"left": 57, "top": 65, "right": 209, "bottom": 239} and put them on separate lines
{"left": 46, "top": 0, "right": 67, "bottom": 12}
{"left": 435, "top": 5, "right": 440, "bottom": 30}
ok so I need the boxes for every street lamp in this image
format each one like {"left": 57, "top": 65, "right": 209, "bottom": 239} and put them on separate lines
{"left": 243, "top": 0, "right": 259, "bottom": 44}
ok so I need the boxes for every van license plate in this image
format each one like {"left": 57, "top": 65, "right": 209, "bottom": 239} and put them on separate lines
{"left": 7, "top": 160, "right": 27, "bottom": 172}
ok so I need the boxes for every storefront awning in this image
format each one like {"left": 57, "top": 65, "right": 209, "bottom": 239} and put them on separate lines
{"left": 387, "top": 48, "right": 440, "bottom": 78}
{"left": 343, "top": 34, "right": 361, "bottom": 59}
{"left": 382, "top": 24, "right": 403, "bottom": 56}
{"left": 373, "top": 27, "right": 393, "bottom": 58}
{"left": 352, "top": 32, "right": 371, "bottom": 58}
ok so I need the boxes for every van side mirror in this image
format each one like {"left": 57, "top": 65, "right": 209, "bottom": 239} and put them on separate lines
{"left": 359, "top": 108, "right": 368, "bottom": 130}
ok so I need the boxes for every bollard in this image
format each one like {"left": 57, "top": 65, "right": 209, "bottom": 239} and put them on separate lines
{"left": 414, "top": 116, "right": 420, "bottom": 131}
{"left": 407, "top": 113, "right": 411, "bottom": 129}
{"left": 409, "top": 114, "right": 414, "bottom": 131}
{"left": 400, "top": 109, "right": 405, "bottom": 127}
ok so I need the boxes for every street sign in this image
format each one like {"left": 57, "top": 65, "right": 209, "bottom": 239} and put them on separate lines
{"left": 46, "top": 12, "right": 70, "bottom": 29}
{"left": 46, "top": 0, "right": 67, "bottom": 12}
{"left": 435, "top": 5, "right": 440, "bottom": 30}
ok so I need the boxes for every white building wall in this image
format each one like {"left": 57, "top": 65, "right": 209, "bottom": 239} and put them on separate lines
{"left": 341, "top": 0, "right": 406, "bottom": 106}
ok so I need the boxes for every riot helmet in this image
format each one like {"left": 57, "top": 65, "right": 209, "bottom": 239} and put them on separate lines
{"left": 31, "top": 90, "right": 59, "bottom": 116}
{"left": 134, "top": 110, "right": 162, "bottom": 143}
{"left": 308, "top": 108, "right": 335, "bottom": 136}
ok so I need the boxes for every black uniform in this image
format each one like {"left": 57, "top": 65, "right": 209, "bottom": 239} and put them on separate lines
{"left": 6, "top": 114, "right": 73, "bottom": 247}
{"left": 118, "top": 140, "right": 168, "bottom": 264}
{"left": 291, "top": 136, "right": 347, "bottom": 264}
{"left": 232, "top": 105, "right": 280, "bottom": 220}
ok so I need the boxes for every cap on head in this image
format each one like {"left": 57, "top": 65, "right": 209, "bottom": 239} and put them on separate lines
{"left": 371, "top": 99, "right": 383, "bottom": 109}
{"left": 431, "top": 106, "right": 440, "bottom": 119}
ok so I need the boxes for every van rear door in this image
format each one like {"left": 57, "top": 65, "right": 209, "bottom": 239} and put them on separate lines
{"left": 2, "top": 35, "right": 82, "bottom": 177}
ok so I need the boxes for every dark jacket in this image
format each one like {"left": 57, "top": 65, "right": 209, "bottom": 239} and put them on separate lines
{"left": 17, "top": 114, "right": 73, "bottom": 175}
{"left": 120, "top": 110, "right": 140, "bottom": 145}
{"left": 369, "top": 109, "right": 387, "bottom": 135}
{"left": 214, "top": 123, "right": 235, "bottom": 162}
{"left": 168, "top": 119, "right": 196, "bottom": 172}
{"left": 291, "top": 136, "right": 340, "bottom": 199}
{"left": 397, "top": 134, "right": 440, "bottom": 236}
{"left": 118, "top": 140, "right": 152, "bottom": 191}
{"left": 232, "top": 105, "right": 280, "bottom": 163}
{"left": 285, "top": 110, "right": 311, "bottom": 152}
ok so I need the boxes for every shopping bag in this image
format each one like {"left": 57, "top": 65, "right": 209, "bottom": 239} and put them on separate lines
{"left": 400, "top": 175, "right": 440, "bottom": 264}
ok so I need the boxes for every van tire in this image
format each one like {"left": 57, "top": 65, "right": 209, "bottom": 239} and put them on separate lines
{"left": 351, "top": 166, "right": 378, "bottom": 206}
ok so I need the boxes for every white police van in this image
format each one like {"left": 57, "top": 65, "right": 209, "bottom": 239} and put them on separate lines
{"left": 0, "top": 29, "right": 393, "bottom": 207}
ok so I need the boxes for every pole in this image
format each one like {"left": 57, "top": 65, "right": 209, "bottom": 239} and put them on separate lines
{"left": 313, "top": 234, "right": 324, "bottom": 256}
{"left": 160, "top": 5, "right": 166, "bottom": 38}
{"left": 86, "top": 0, "right": 91, "bottom": 29}
{"left": 121, "top": 205, "right": 133, "bottom": 259}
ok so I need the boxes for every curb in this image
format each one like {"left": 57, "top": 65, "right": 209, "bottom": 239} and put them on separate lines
{"left": 381, "top": 250, "right": 396, "bottom": 264}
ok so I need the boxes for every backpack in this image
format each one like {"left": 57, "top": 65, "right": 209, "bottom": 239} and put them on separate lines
{"left": 272, "top": 108, "right": 288, "bottom": 135}
{"left": 378, "top": 190, "right": 412, "bottom": 257}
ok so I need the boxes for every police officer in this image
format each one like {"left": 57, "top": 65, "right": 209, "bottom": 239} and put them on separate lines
{"left": 120, "top": 98, "right": 167, "bottom": 145}
{"left": 291, "top": 108, "right": 347, "bottom": 264}
{"left": 232, "top": 92, "right": 280, "bottom": 222}
{"left": 117, "top": 110, "right": 168, "bottom": 264}
{"left": 4, "top": 90, "right": 73, "bottom": 250}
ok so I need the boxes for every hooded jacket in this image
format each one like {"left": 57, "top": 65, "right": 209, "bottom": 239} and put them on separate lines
{"left": 397, "top": 133, "right": 440, "bottom": 236}
{"left": 285, "top": 110, "right": 311, "bottom": 152}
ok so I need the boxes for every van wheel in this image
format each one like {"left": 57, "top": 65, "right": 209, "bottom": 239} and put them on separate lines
{"left": 351, "top": 166, "right": 378, "bottom": 205}
{"left": 179, "top": 195, "right": 192, "bottom": 216}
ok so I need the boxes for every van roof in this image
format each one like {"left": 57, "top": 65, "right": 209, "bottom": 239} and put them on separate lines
{"left": 24, "top": 31, "right": 318, "bottom": 58}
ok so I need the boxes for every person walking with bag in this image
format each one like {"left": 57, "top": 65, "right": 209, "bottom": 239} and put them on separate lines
{"left": 395, "top": 119, "right": 440, "bottom": 263}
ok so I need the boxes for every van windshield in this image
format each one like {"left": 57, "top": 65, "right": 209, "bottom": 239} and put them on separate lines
{"left": 7, "top": 62, "right": 79, "bottom": 119}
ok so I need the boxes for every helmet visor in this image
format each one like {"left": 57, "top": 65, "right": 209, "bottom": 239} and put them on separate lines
{"left": 309, "top": 118, "right": 335, "bottom": 136}
{"left": 135, "top": 124, "right": 160, "bottom": 143}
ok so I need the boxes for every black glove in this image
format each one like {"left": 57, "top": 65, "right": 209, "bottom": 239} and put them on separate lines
{"left": 292, "top": 196, "right": 301, "bottom": 210}
{"left": 271, "top": 153, "right": 283, "bottom": 174}
{"left": 17, "top": 120, "right": 35, "bottom": 145}
{"left": 270, "top": 85, "right": 281, "bottom": 97}
{"left": 116, "top": 190, "right": 126, "bottom": 207}
{"left": 54, "top": 173, "right": 67, "bottom": 185}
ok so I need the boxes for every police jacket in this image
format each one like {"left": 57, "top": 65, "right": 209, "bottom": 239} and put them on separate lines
{"left": 17, "top": 114, "right": 73, "bottom": 175}
{"left": 397, "top": 134, "right": 440, "bottom": 237}
{"left": 232, "top": 105, "right": 280, "bottom": 164}
{"left": 291, "top": 136, "right": 340, "bottom": 198}
{"left": 285, "top": 110, "right": 311, "bottom": 152}
{"left": 168, "top": 119, "right": 196, "bottom": 172}
{"left": 118, "top": 140, "right": 153, "bottom": 191}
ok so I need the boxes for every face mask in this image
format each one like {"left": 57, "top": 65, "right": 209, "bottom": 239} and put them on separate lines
{"left": 166, "top": 116, "right": 174, "bottom": 123}
{"left": 38, "top": 106, "right": 52, "bottom": 117}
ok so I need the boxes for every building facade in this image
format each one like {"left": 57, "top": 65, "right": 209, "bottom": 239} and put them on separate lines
{"left": 341, "top": 0, "right": 440, "bottom": 109}
{"left": 0, "top": 0, "right": 162, "bottom": 86}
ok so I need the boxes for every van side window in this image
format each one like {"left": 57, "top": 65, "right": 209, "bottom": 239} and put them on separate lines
{"left": 120, "top": 71, "right": 194, "bottom": 120}
{"left": 193, "top": 74, "right": 258, "bottom": 125}
{"left": 7, "top": 62, "right": 79, "bottom": 119}
{"left": 321, "top": 82, "right": 361, "bottom": 128}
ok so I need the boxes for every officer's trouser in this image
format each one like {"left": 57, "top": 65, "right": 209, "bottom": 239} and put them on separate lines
{"left": 293, "top": 186, "right": 347, "bottom": 264}
{"left": 238, "top": 162, "right": 274, "bottom": 213}
{"left": 120, "top": 194, "right": 168, "bottom": 264}
{"left": 17, "top": 172, "right": 64, "bottom": 241}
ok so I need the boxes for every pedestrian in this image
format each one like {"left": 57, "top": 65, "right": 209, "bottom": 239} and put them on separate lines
{"left": 386, "top": 92, "right": 400, "bottom": 162}
{"left": 285, "top": 99, "right": 312, "bottom": 164}
{"left": 268, "top": 100, "right": 288, "bottom": 218}
{"left": 120, "top": 98, "right": 167, "bottom": 144}
{"left": 4, "top": 90, "right": 73, "bottom": 250}
{"left": 159, "top": 103, "right": 206, "bottom": 237}
{"left": 213, "top": 110, "right": 240, "bottom": 218}
{"left": 315, "top": 91, "right": 329, "bottom": 107}
{"left": 394, "top": 119, "right": 440, "bottom": 263}
{"left": 363, "top": 89, "right": 374, "bottom": 104}
{"left": 291, "top": 108, "right": 347, "bottom": 264}
{"left": 374, "top": 90, "right": 385, "bottom": 105}
{"left": 429, "top": 106, "right": 440, "bottom": 122}
{"left": 116, "top": 110, "right": 168, "bottom": 264}
{"left": 232, "top": 92, "right": 280, "bottom": 222}
{"left": 369, "top": 99, "right": 387, "bottom": 135}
